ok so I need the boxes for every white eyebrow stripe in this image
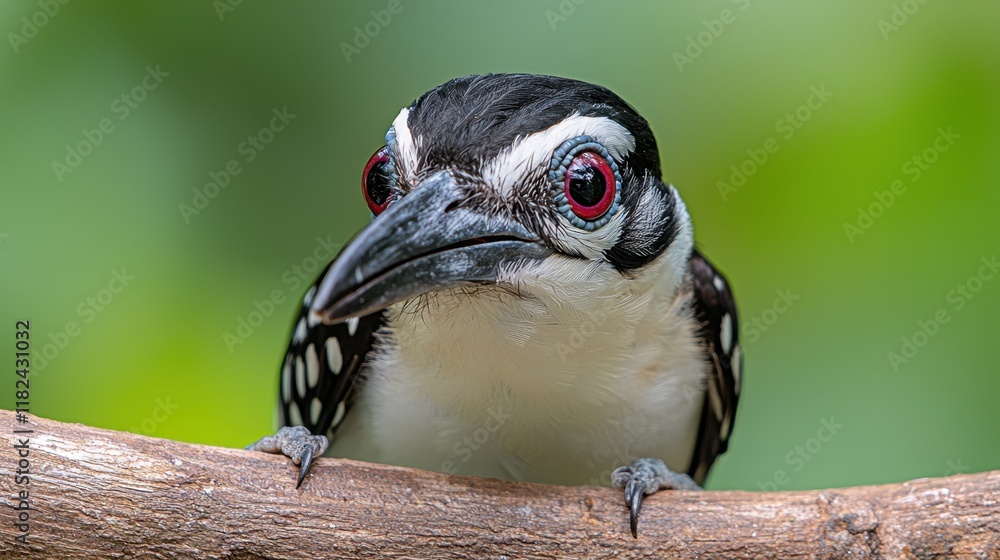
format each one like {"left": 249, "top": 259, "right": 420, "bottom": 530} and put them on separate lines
{"left": 391, "top": 107, "right": 419, "bottom": 178}
{"left": 482, "top": 114, "right": 635, "bottom": 198}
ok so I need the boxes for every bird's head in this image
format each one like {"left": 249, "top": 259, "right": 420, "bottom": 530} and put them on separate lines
{"left": 313, "top": 74, "right": 693, "bottom": 323}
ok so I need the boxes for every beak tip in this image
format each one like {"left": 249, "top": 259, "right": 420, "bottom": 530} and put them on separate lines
{"left": 309, "top": 273, "right": 353, "bottom": 324}
{"left": 302, "top": 174, "right": 548, "bottom": 326}
{"left": 310, "top": 295, "right": 362, "bottom": 326}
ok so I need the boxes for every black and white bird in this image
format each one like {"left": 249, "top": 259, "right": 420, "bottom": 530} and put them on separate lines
{"left": 249, "top": 74, "right": 742, "bottom": 537}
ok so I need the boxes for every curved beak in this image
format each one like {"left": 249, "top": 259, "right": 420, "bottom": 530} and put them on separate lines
{"left": 312, "top": 171, "right": 551, "bottom": 323}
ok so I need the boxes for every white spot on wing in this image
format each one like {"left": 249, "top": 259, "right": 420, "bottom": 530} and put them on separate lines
{"left": 720, "top": 313, "right": 733, "bottom": 355}
{"left": 305, "top": 344, "right": 320, "bottom": 388}
{"left": 732, "top": 345, "right": 742, "bottom": 395}
{"left": 713, "top": 276, "right": 724, "bottom": 292}
{"left": 303, "top": 285, "right": 316, "bottom": 306}
{"left": 347, "top": 317, "right": 359, "bottom": 336}
{"left": 293, "top": 318, "right": 307, "bottom": 343}
{"left": 332, "top": 400, "right": 346, "bottom": 427}
{"left": 307, "top": 310, "right": 322, "bottom": 327}
{"left": 720, "top": 413, "right": 732, "bottom": 439}
{"left": 707, "top": 379, "right": 724, "bottom": 421}
{"left": 310, "top": 398, "right": 322, "bottom": 424}
{"left": 281, "top": 356, "right": 292, "bottom": 403}
{"left": 325, "top": 337, "right": 343, "bottom": 374}
{"left": 288, "top": 404, "right": 303, "bottom": 427}
{"left": 295, "top": 356, "right": 306, "bottom": 397}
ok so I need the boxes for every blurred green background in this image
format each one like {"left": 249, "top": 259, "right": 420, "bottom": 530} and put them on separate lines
{"left": 2, "top": 1, "right": 998, "bottom": 493}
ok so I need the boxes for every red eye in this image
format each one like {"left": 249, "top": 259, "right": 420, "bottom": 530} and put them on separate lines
{"left": 564, "top": 151, "right": 617, "bottom": 220}
{"left": 362, "top": 146, "right": 393, "bottom": 215}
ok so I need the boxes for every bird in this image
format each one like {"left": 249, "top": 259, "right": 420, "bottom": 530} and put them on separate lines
{"left": 248, "top": 73, "right": 742, "bottom": 538}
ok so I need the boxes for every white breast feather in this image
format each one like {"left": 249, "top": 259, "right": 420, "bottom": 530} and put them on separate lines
{"left": 330, "top": 250, "right": 708, "bottom": 487}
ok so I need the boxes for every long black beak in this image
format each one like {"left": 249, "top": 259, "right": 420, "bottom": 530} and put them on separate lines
{"left": 312, "top": 171, "right": 551, "bottom": 323}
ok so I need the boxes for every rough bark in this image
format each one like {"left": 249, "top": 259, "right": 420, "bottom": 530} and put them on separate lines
{"left": 1, "top": 411, "right": 997, "bottom": 559}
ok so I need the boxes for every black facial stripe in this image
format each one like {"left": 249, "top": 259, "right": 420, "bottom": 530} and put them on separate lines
{"left": 603, "top": 173, "right": 678, "bottom": 272}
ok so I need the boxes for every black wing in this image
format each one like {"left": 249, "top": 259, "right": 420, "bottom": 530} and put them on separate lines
{"left": 686, "top": 249, "right": 742, "bottom": 485}
{"left": 279, "top": 261, "right": 384, "bottom": 439}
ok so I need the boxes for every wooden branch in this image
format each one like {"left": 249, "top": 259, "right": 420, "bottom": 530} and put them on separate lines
{"left": 1, "top": 411, "right": 997, "bottom": 559}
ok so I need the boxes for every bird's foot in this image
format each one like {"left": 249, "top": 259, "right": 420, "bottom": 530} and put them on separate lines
{"left": 611, "top": 457, "right": 700, "bottom": 538}
{"left": 246, "top": 426, "right": 329, "bottom": 488}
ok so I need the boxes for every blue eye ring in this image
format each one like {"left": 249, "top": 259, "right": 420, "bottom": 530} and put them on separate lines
{"left": 548, "top": 135, "right": 622, "bottom": 231}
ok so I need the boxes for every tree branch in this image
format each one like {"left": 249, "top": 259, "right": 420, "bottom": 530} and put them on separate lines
{"left": 1, "top": 411, "right": 997, "bottom": 559}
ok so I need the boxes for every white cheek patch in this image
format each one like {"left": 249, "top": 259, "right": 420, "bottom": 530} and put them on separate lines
{"left": 391, "top": 108, "right": 419, "bottom": 179}
{"left": 629, "top": 186, "right": 692, "bottom": 296}
{"left": 663, "top": 188, "right": 693, "bottom": 282}
{"left": 550, "top": 208, "right": 626, "bottom": 260}
{"left": 624, "top": 185, "right": 670, "bottom": 250}
{"left": 481, "top": 114, "right": 635, "bottom": 199}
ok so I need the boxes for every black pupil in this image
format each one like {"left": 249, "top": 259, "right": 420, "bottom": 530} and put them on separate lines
{"left": 568, "top": 165, "right": 606, "bottom": 207}
{"left": 366, "top": 161, "right": 392, "bottom": 206}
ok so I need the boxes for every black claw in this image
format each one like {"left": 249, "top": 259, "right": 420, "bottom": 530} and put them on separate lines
{"left": 628, "top": 485, "right": 642, "bottom": 538}
{"left": 296, "top": 445, "right": 314, "bottom": 489}
{"left": 613, "top": 458, "right": 701, "bottom": 538}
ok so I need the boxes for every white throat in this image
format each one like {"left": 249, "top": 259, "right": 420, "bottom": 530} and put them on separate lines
{"left": 329, "top": 223, "right": 709, "bottom": 486}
